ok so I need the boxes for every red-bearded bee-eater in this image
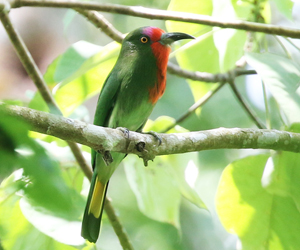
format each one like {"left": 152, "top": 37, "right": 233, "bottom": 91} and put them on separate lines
{"left": 81, "top": 26, "right": 194, "bottom": 243}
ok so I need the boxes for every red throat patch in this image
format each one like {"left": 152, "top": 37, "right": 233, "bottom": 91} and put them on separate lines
{"left": 143, "top": 27, "right": 171, "bottom": 104}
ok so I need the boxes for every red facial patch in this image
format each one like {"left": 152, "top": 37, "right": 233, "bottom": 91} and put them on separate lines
{"left": 143, "top": 27, "right": 171, "bottom": 104}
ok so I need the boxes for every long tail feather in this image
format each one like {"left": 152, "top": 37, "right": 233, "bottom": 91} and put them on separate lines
{"left": 81, "top": 172, "right": 109, "bottom": 243}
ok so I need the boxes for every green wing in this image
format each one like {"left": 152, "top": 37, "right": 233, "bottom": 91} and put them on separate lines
{"left": 91, "top": 71, "right": 121, "bottom": 169}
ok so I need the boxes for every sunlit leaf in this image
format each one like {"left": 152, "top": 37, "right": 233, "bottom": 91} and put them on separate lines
{"left": 0, "top": 186, "right": 77, "bottom": 250}
{"left": 20, "top": 198, "right": 85, "bottom": 246}
{"left": 54, "top": 41, "right": 120, "bottom": 115}
{"left": 246, "top": 52, "right": 300, "bottom": 125}
{"left": 166, "top": 0, "right": 213, "bottom": 35}
{"left": 124, "top": 155, "right": 181, "bottom": 229}
{"left": 272, "top": 0, "right": 294, "bottom": 19}
{"left": 166, "top": 0, "right": 218, "bottom": 106}
{"left": 216, "top": 154, "right": 300, "bottom": 249}
{"left": 144, "top": 116, "right": 189, "bottom": 133}
{"left": 212, "top": 0, "right": 246, "bottom": 71}
{"left": 0, "top": 109, "right": 83, "bottom": 218}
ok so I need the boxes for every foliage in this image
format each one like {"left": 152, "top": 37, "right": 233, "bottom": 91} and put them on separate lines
{"left": 0, "top": 0, "right": 300, "bottom": 249}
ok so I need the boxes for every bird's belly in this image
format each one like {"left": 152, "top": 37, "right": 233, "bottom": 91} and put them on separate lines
{"left": 108, "top": 98, "right": 153, "bottom": 131}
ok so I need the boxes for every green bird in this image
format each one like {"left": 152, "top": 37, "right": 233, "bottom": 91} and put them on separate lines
{"left": 81, "top": 26, "right": 194, "bottom": 243}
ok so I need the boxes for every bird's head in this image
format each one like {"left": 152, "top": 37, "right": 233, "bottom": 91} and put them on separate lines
{"left": 121, "top": 26, "right": 194, "bottom": 62}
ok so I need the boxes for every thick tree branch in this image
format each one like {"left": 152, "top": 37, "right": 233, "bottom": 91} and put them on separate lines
{"left": 10, "top": 0, "right": 300, "bottom": 39}
{"left": 4, "top": 105, "right": 300, "bottom": 161}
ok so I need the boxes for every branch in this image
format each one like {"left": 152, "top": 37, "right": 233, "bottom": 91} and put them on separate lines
{"left": 228, "top": 80, "right": 266, "bottom": 129}
{"left": 77, "top": 9, "right": 124, "bottom": 43}
{"left": 167, "top": 63, "right": 256, "bottom": 83}
{"left": 161, "top": 83, "right": 225, "bottom": 133}
{"left": 10, "top": 0, "right": 300, "bottom": 39}
{"left": 4, "top": 105, "right": 300, "bottom": 161}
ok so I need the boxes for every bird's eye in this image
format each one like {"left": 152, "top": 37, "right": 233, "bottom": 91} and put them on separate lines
{"left": 140, "top": 36, "right": 148, "bottom": 43}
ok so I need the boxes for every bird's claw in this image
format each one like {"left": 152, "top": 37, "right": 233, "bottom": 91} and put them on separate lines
{"left": 143, "top": 131, "right": 162, "bottom": 145}
{"left": 117, "top": 127, "right": 130, "bottom": 138}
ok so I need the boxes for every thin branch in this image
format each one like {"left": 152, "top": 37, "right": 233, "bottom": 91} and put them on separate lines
{"left": 228, "top": 80, "right": 266, "bottom": 129}
{"left": 10, "top": 0, "right": 300, "bottom": 39}
{"left": 161, "top": 83, "right": 225, "bottom": 133}
{"left": 77, "top": 9, "right": 124, "bottom": 43}
{"left": 4, "top": 104, "right": 300, "bottom": 158}
{"left": 167, "top": 63, "right": 256, "bottom": 83}
{"left": 0, "top": 7, "right": 132, "bottom": 249}
{"left": 104, "top": 198, "right": 134, "bottom": 250}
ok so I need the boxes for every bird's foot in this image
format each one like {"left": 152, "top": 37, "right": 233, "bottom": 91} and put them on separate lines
{"left": 142, "top": 131, "right": 162, "bottom": 146}
{"left": 116, "top": 127, "right": 130, "bottom": 138}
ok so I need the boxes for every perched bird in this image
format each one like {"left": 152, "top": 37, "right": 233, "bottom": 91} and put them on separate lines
{"left": 81, "top": 26, "right": 194, "bottom": 243}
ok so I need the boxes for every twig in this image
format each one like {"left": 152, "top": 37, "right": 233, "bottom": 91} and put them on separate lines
{"left": 10, "top": 0, "right": 300, "bottom": 39}
{"left": 167, "top": 63, "right": 256, "bottom": 83}
{"left": 104, "top": 198, "right": 134, "bottom": 250}
{"left": 228, "top": 80, "right": 265, "bottom": 129}
{"left": 161, "top": 83, "right": 225, "bottom": 133}
{"left": 0, "top": 6, "right": 132, "bottom": 250}
{"left": 76, "top": 9, "right": 124, "bottom": 43}
{"left": 4, "top": 104, "right": 300, "bottom": 156}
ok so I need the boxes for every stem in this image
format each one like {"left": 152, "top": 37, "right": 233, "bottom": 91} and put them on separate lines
{"left": 77, "top": 9, "right": 124, "bottom": 43}
{"left": 262, "top": 81, "right": 271, "bottom": 129}
{"left": 104, "top": 199, "right": 134, "bottom": 250}
{"left": 10, "top": 0, "right": 300, "bottom": 39}
{"left": 229, "top": 80, "right": 265, "bottom": 129}
{"left": 161, "top": 83, "right": 225, "bottom": 133}
{"left": 167, "top": 63, "right": 256, "bottom": 83}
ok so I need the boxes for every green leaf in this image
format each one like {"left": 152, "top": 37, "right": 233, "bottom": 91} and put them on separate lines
{"left": 0, "top": 185, "right": 78, "bottom": 250}
{"left": 0, "top": 109, "right": 83, "bottom": 218}
{"left": 53, "top": 41, "right": 103, "bottom": 83}
{"left": 124, "top": 155, "right": 181, "bottom": 229}
{"left": 124, "top": 151, "right": 206, "bottom": 229}
{"left": 29, "top": 41, "right": 119, "bottom": 116}
{"left": 174, "top": 34, "right": 220, "bottom": 102}
{"left": 272, "top": 0, "right": 294, "bottom": 19}
{"left": 54, "top": 41, "right": 120, "bottom": 115}
{"left": 144, "top": 116, "right": 189, "bottom": 133}
{"left": 262, "top": 123, "right": 300, "bottom": 211}
{"left": 19, "top": 198, "right": 84, "bottom": 246}
{"left": 166, "top": 154, "right": 207, "bottom": 209}
{"left": 216, "top": 154, "right": 300, "bottom": 249}
{"left": 212, "top": 0, "right": 246, "bottom": 71}
{"left": 166, "top": 0, "right": 218, "bottom": 104}
{"left": 246, "top": 52, "right": 300, "bottom": 125}
{"left": 166, "top": 0, "right": 213, "bottom": 35}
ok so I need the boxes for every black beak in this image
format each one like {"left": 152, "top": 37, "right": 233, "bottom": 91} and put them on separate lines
{"left": 160, "top": 32, "right": 195, "bottom": 45}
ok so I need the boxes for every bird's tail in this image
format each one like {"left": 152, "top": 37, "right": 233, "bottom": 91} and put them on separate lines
{"left": 81, "top": 172, "right": 109, "bottom": 243}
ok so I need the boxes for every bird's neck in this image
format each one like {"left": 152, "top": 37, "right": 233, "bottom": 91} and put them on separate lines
{"left": 148, "top": 43, "right": 171, "bottom": 104}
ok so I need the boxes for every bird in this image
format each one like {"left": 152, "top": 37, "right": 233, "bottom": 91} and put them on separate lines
{"left": 81, "top": 26, "right": 194, "bottom": 243}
